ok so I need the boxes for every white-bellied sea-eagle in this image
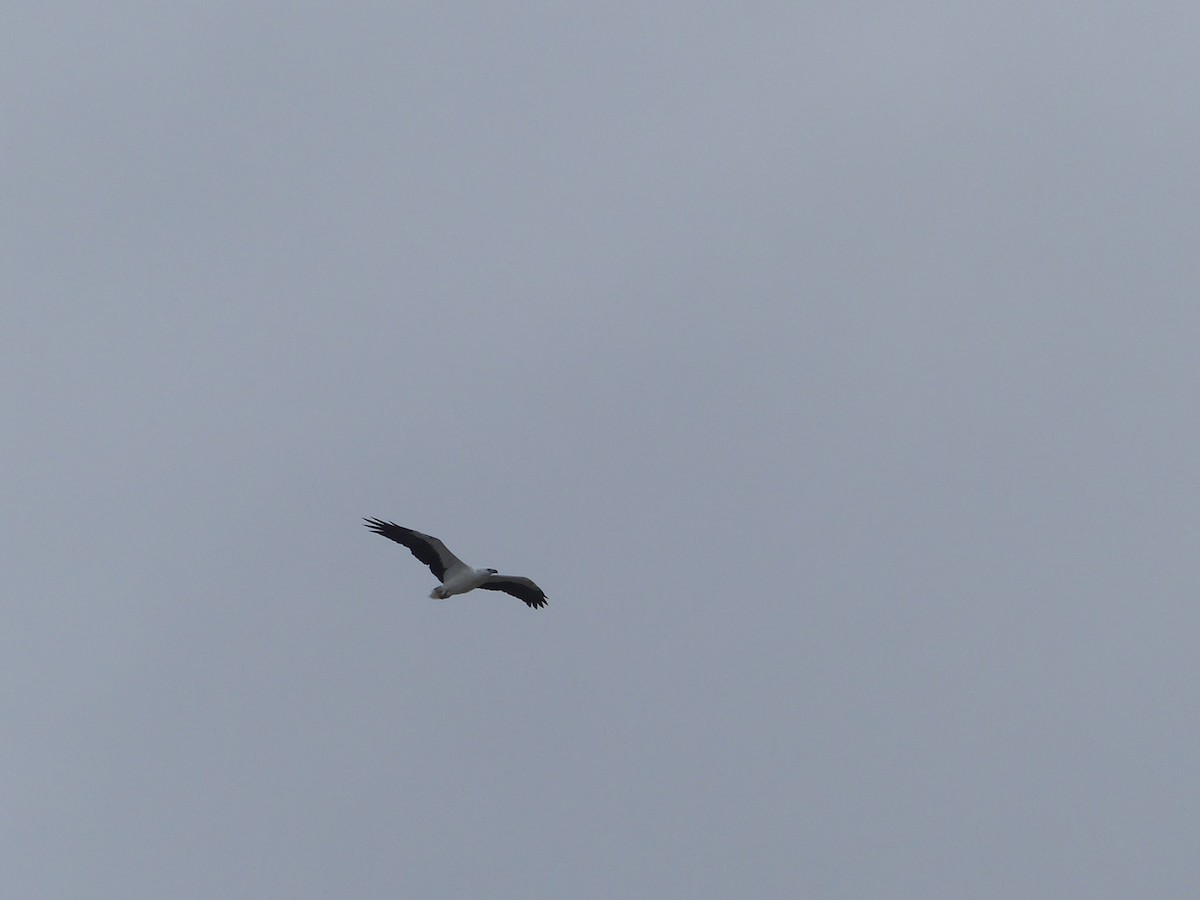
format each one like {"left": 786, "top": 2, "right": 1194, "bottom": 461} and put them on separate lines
{"left": 364, "top": 518, "right": 548, "bottom": 609}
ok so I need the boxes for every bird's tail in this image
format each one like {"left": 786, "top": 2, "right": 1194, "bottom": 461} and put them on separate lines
{"left": 429, "top": 586, "right": 447, "bottom": 600}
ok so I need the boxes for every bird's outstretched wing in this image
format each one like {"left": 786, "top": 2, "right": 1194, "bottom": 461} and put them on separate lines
{"left": 478, "top": 575, "right": 548, "bottom": 609}
{"left": 363, "top": 518, "right": 467, "bottom": 582}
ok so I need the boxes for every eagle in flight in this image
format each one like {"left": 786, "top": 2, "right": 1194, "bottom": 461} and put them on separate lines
{"left": 364, "top": 518, "right": 548, "bottom": 609}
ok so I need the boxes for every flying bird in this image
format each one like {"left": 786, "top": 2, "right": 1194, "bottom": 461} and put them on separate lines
{"left": 363, "top": 518, "right": 548, "bottom": 609}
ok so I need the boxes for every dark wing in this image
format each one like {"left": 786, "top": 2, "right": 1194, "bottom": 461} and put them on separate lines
{"left": 362, "top": 518, "right": 466, "bottom": 582}
{"left": 478, "top": 575, "right": 548, "bottom": 609}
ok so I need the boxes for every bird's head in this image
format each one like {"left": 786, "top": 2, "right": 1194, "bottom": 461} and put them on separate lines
{"left": 486, "top": 568, "right": 499, "bottom": 575}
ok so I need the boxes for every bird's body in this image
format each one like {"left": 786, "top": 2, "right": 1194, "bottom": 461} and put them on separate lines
{"left": 363, "top": 518, "right": 548, "bottom": 609}
{"left": 430, "top": 564, "right": 495, "bottom": 600}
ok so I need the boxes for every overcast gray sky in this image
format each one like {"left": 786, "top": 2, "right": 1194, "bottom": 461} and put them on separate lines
{"left": 4, "top": 3, "right": 1199, "bottom": 897}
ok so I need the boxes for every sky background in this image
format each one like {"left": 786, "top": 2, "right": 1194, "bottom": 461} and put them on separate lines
{"left": 4, "top": 3, "right": 1199, "bottom": 897}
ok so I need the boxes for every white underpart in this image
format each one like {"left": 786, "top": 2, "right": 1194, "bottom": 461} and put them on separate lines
{"left": 430, "top": 566, "right": 493, "bottom": 599}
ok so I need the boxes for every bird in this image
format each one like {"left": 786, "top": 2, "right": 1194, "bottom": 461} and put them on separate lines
{"left": 363, "top": 518, "right": 548, "bottom": 609}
